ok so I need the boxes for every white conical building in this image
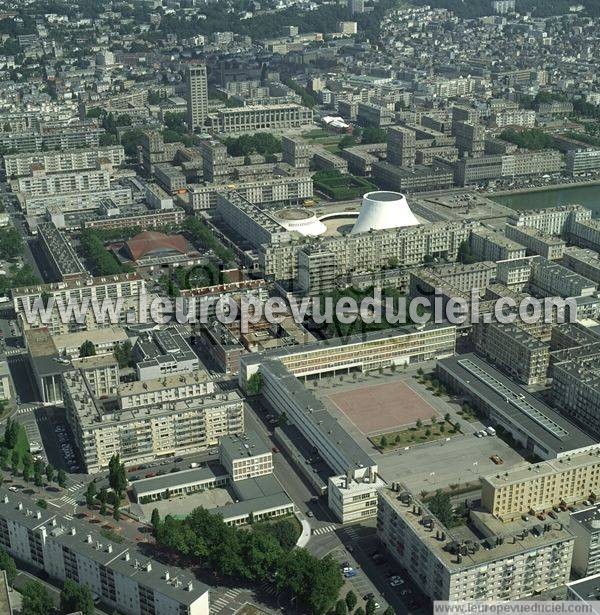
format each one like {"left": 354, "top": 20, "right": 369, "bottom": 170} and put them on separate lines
{"left": 351, "top": 191, "right": 420, "bottom": 235}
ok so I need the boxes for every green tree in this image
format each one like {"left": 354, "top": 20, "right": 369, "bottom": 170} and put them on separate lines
{"left": 416, "top": 419, "right": 422, "bottom": 429}
{"left": 0, "top": 547, "right": 16, "bottom": 585}
{"left": 45, "top": 464, "right": 54, "bottom": 483}
{"left": 108, "top": 454, "right": 127, "bottom": 496}
{"left": 21, "top": 580, "right": 54, "bottom": 615}
{"left": 355, "top": 609, "right": 366, "bottom": 615}
{"left": 454, "top": 421, "right": 461, "bottom": 433}
{"left": 60, "top": 579, "right": 95, "bottom": 615}
{"left": 380, "top": 435, "right": 388, "bottom": 448}
{"left": 10, "top": 449, "right": 20, "bottom": 474}
{"left": 345, "top": 590, "right": 357, "bottom": 611}
{"left": 335, "top": 599, "right": 348, "bottom": 615}
{"left": 246, "top": 372, "right": 262, "bottom": 396}
{"left": 85, "top": 481, "right": 97, "bottom": 508}
{"left": 338, "top": 135, "right": 357, "bottom": 149}
{"left": 151, "top": 508, "right": 161, "bottom": 532}
{"left": 113, "top": 493, "right": 121, "bottom": 521}
{"left": 4, "top": 418, "right": 18, "bottom": 449}
{"left": 428, "top": 490, "right": 455, "bottom": 527}
{"left": 113, "top": 340, "right": 133, "bottom": 368}
{"left": 366, "top": 598, "right": 377, "bottom": 615}
{"left": 79, "top": 340, "right": 96, "bottom": 357}
{"left": 57, "top": 468, "right": 67, "bottom": 488}
{"left": 0, "top": 447, "right": 8, "bottom": 469}
{"left": 383, "top": 607, "right": 395, "bottom": 615}
{"left": 0, "top": 227, "right": 24, "bottom": 260}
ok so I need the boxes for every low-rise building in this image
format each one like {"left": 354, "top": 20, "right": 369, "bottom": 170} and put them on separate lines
{"left": 470, "top": 228, "right": 526, "bottom": 262}
{"left": 219, "top": 432, "right": 273, "bottom": 482}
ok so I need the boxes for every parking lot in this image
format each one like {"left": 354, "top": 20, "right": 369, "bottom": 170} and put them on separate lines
{"left": 36, "top": 407, "right": 82, "bottom": 473}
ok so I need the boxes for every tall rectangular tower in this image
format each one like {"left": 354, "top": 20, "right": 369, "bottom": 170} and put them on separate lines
{"left": 186, "top": 64, "right": 208, "bottom": 131}
{"left": 387, "top": 126, "right": 416, "bottom": 169}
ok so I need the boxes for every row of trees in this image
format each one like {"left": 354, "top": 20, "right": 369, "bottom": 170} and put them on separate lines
{"left": 224, "top": 132, "right": 282, "bottom": 159}
{"left": 183, "top": 217, "right": 234, "bottom": 263}
{"left": 154, "top": 506, "right": 342, "bottom": 614}
{"left": 79, "top": 228, "right": 129, "bottom": 276}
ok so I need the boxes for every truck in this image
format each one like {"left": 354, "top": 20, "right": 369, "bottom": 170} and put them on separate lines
{"left": 486, "top": 426, "right": 496, "bottom": 436}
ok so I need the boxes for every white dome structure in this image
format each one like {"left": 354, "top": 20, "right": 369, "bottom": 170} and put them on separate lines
{"left": 351, "top": 191, "right": 420, "bottom": 235}
{"left": 274, "top": 208, "right": 326, "bottom": 237}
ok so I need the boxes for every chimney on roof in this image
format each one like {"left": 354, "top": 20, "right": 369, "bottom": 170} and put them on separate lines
{"left": 70, "top": 527, "right": 76, "bottom": 536}
{"left": 145, "top": 562, "right": 152, "bottom": 572}
{"left": 124, "top": 552, "right": 130, "bottom": 561}
{"left": 17, "top": 502, "right": 23, "bottom": 511}
{"left": 188, "top": 581, "right": 194, "bottom": 592}
{"left": 164, "top": 570, "right": 170, "bottom": 581}
{"left": 87, "top": 534, "right": 93, "bottom": 544}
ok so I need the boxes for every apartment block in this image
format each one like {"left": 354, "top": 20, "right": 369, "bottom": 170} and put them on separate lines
{"left": 281, "top": 136, "right": 312, "bottom": 169}
{"left": 378, "top": 488, "right": 574, "bottom": 601}
{"left": 505, "top": 224, "right": 565, "bottom": 260}
{"left": 12, "top": 166, "right": 111, "bottom": 197}
{"left": 387, "top": 126, "right": 416, "bottom": 168}
{"left": 481, "top": 450, "right": 600, "bottom": 521}
{"left": 12, "top": 272, "right": 146, "bottom": 336}
{"left": 71, "top": 355, "right": 120, "bottom": 398}
{"left": 470, "top": 228, "right": 526, "bottom": 262}
{"left": 507, "top": 204, "right": 592, "bottom": 236}
{"left": 3, "top": 145, "right": 125, "bottom": 178}
{"left": 563, "top": 247, "right": 600, "bottom": 284}
{"left": 473, "top": 322, "right": 549, "bottom": 385}
{"left": 0, "top": 490, "right": 210, "bottom": 615}
{"left": 63, "top": 369, "right": 244, "bottom": 472}
{"left": 37, "top": 222, "right": 87, "bottom": 282}
{"left": 328, "top": 473, "right": 385, "bottom": 524}
{"left": 570, "top": 504, "right": 600, "bottom": 578}
{"left": 530, "top": 259, "right": 596, "bottom": 298}
{"left": 189, "top": 175, "right": 313, "bottom": 210}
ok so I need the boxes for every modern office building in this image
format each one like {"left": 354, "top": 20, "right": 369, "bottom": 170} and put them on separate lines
{"left": 566, "top": 149, "right": 600, "bottom": 176}
{"left": 0, "top": 490, "right": 210, "bottom": 615}
{"left": 186, "top": 63, "right": 209, "bottom": 131}
{"left": 207, "top": 104, "right": 313, "bottom": 134}
{"left": 37, "top": 222, "right": 87, "bottom": 282}
{"left": 133, "top": 327, "right": 200, "bottom": 381}
{"left": 437, "top": 354, "right": 597, "bottom": 461}
{"left": 219, "top": 431, "right": 274, "bottom": 482}
{"left": 378, "top": 487, "right": 574, "bottom": 602}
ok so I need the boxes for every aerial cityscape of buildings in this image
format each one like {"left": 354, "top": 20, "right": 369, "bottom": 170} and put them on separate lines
{"left": 0, "top": 0, "right": 598, "bottom": 613}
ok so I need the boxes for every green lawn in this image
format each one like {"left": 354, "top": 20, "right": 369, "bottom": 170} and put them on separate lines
{"left": 370, "top": 420, "right": 459, "bottom": 450}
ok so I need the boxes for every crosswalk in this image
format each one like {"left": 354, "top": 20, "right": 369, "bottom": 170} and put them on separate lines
{"left": 59, "top": 495, "right": 78, "bottom": 507}
{"left": 311, "top": 523, "right": 337, "bottom": 536}
{"left": 210, "top": 588, "right": 243, "bottom": 613}
{"left": 67, "top": 482, "right": 85, "bottom": 493}
{"left": 342, "top": 526, "right": 361, "bottom": 540}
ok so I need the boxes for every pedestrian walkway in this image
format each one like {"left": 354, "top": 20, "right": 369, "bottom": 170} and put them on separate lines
{"left": 311, "top": 523, "right": 337, "bottom": 536}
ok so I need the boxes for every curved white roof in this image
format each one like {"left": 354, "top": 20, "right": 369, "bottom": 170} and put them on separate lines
{"left": 351, "top": 191, "right": 420, "bottom": 235}
{"left": 274, "top": 208, "right": 327, "bottom": 237}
